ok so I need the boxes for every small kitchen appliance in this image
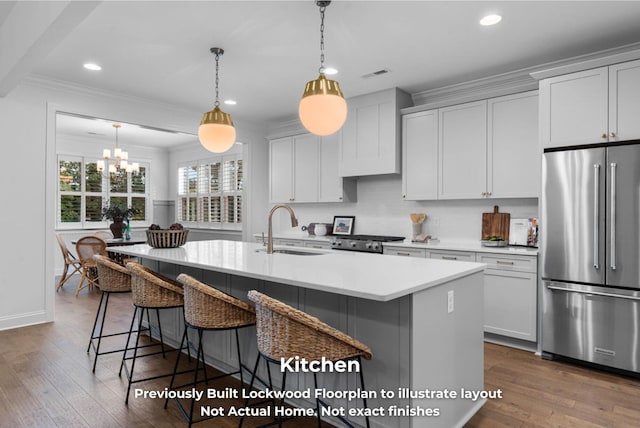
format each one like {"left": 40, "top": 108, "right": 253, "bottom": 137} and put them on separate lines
{"left": 330, "top": 235, "right": 405, "bottom": 254}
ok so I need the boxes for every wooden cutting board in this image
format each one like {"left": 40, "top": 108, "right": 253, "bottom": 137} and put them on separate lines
{"left": 482, "top": 206, "right": 510, "bottom": 241}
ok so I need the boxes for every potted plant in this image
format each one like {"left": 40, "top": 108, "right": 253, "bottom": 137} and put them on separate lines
{"left": 102, "top": 203, "right": 137, "bottom": 239}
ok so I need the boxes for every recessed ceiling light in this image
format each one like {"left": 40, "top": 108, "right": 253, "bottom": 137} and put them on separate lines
{"left": 323, "top": 67, "right": 338, "bottom": 76}
{"left": 480, "top": 14, "right": 502, "bottom": 26}
{"left": 83, "top": 63, "right": 102, "bottom": 71}
{"left": 224, "top": 100, "right": 237, "bottom": 105}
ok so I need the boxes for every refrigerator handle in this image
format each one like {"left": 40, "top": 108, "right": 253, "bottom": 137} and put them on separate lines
{"left": 611, "top": 162, "right": 617, "bottom": 271}
{"left": 593, "top": 164, "right": 600, "bottom": 270}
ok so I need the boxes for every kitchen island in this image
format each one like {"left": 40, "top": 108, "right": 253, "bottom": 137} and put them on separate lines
{"left": 110, "top": 240, "right": 486, "bottom": 428}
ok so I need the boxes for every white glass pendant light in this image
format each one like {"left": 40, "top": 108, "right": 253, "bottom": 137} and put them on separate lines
{"left": 299, "top": 0, "right": 347, "bottom": 136}
{"left": 199, "top": 47, "right": 236, "bottom": 153}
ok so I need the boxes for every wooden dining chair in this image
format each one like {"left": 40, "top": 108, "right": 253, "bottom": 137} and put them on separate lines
{"left": 75, "top": 236, "right": 107, "bottom": 296}
{"left": 55, "top": 233, "right": 83, "bottom": 291}
{"left": 94, "top": 231, "right": 113, "bottom": 240}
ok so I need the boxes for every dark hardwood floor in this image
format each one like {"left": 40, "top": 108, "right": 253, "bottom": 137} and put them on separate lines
{"left": 1, "top": 277, "right": 639, "bottom": 427}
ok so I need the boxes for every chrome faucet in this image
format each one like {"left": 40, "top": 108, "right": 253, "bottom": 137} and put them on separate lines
{"left": 267, "top": 204, "right": 298, "bottom": 254}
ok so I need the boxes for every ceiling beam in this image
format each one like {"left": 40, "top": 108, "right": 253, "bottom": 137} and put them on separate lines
{"left": 0, "top": 1, "right": 101, "bottom": 97}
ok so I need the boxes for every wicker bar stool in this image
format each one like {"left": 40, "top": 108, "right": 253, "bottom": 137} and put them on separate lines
{"left": 120, "top": 262, "right": 188, "bottom": 404}
{"left": 244, "top": 290, "right": 373, "bottom": 428}
{"left": 87, "top": 255, "right": 133, "bottom": 373}
{"left": 75, "top": 236, "right": 107, "bottom": 296}
{"left": 167, "top": 273, "right": 256, "bottom": 427}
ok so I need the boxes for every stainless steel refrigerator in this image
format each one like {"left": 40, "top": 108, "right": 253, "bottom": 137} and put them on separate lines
{"left": 541, "top": 144, "right": 640, "bottom": 374}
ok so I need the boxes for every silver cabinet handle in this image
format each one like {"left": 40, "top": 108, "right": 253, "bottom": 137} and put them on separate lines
{"left": 593, "top": 164, "right": 600, "bottom": 269}
{"left": 397, "top": 252, "right": 411, "bottom": 256}
{"left": 610, "top": 162, "right": 617, "bottom": 270}
{"left": 496, "top": 260, "right": 515, "bottom": 265}
{"left": 442, "top": 256, "right": 458, "bottom": 260}
{"left": 547, "top": 285, "right": 640, "bottom": 301}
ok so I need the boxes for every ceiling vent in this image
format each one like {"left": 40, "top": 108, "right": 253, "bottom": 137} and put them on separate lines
{"left": 362, "top": 69, "right": 391, "bottom": 79}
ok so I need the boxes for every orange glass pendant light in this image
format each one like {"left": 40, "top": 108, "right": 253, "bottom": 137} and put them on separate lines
{"left": 199, "top": 47, "right": 236, "bottom": 153}
{"left": 299, "top": 0, "right": 347, "bottom": 136}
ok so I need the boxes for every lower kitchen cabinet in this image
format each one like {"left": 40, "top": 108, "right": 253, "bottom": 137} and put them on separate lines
{"left": 383, "top": 245, "right": 538, "bottom": 345}
{"left": 273, "top": 238, "right": 305, "bottom": 247}
{"left": 429, "top": 249, "right": 475, "bottom": 262}
{"left": 303, "top": 240, "right": 332, "bottom": 250}
{"left": 382, "top": 246, "right": 428, "bottom": 257}
{"left": 476, "top": 253, "right": 537, "bottom": 343}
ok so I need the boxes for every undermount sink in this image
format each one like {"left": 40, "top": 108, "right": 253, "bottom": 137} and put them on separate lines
{"left": 256, "top": 248, "right": 326, "bottom": 256}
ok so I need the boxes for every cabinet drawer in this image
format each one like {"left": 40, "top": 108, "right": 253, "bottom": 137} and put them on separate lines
{"left": 274, "top": 239, "right": 305, "bottom": 247}
{"left": 476, "top": 253, "right": 537, "bottom": 273}
{"left": 383, "top": 247, "right": 427, "bottom": 258}
{"left": 304, "top": 241, "right": 331, "bottom": 250}
{"left": 429, "top": 250, "right": 475, "bottom": 262}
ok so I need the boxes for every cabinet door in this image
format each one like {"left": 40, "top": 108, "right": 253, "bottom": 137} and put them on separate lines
{"left": 319, "top": 132, "right": 345, "bottom": 202}
{"left": 484, "top": 269, "right": 537, "bottom": 341}
{"left": 609, "top": 59, "right": 640, "bottom": 142}
{"left": 292, "top": 134, "right": 319, "bottom": 203}
{"left": 269, "top": 137, "right": 293, "bottom": 203}
{"left": 488, "top": 91, "right": 540, "bottom": 198}
{"left": 438, "top": 100, "right": 487, "bottom": 199}
{"left": 539, "top": 67, "right": 608, "bottom": 148}
{"left": 402, "top": 110, "right": 438, "bottom": 200}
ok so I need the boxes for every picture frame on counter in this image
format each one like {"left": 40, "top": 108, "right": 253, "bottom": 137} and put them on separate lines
{"left": 332, "top": 216, "right": 355, "bottom": 235}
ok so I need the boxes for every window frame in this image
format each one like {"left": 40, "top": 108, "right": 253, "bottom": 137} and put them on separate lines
{"left": 56, "top": 154, "right": 151, "bottom": 229}
{"left": 176, "top": 153, "right": 243, "bottom": 231}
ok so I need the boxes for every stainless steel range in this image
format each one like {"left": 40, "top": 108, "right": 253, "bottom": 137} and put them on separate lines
{"left": 330, "top": 235, "right": 405, "bottom": 254}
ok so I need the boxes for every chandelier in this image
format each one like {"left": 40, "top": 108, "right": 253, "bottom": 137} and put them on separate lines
{"left": 97, "top": 124, "right": 139, "bottom": 174}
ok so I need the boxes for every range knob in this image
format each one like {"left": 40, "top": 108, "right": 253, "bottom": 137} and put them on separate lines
{"left": 365, "top": 242, "right": 373, "bottom": 249}
{"left": 372, "top": 243, "right": 379, "bottom": 250}
{"left": 350, "top": 241, "right": 358, "bottom": 248}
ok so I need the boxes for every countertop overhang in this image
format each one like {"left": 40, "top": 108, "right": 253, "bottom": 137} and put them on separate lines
{"left": 109, "top": 240, "right": 485, "bottom": 302}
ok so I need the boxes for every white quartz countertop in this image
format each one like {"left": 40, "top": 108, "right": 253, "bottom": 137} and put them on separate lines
{"left": 110, "top": 240, "right": 485, "bottom": 302}
{"left": 256, "top": 233, "right": 538, "bottom": 255}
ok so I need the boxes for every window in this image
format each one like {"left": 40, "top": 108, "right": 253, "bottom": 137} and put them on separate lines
{"left": 57, "top": 155, "right": 150, "bottom": 228}
{"left": 177, "top": 153, "right": 243, "bottom": 229}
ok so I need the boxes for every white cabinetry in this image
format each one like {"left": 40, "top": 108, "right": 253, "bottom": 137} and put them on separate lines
{"left": 540, "top": 59, "right": 640, "bottom": 148}
{"left": 403, "top": 91, "right": 538, "bottom": 201}
{"left": 429, "top": 249, "right": 476, "bottom": 262}
{"left": 438, "top": 100, "right": 487, "bottom": 199}
{"left": 476, "top": 253, "right": 537, "bottom": 342}
{"left": 269, "top": 134, "right": 318, "bottom": 203}
{"left": 402, "top": 110, "right": 438, "bottom": 200}
{"left": 269, "top": 133, "right": 354, "bottom": 203}
{"left": 382, "top": 246, "right": 428, "bottom": 258}
{"left": 339, "top": 88, "right": 412, "bottom": 177}
{"left": 488, "top": 92, "right": 540, "bottom": 198}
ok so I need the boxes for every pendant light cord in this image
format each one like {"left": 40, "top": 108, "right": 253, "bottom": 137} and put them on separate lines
{"left": 214, "top": 51, "right": 221, "bottom": 108}
{"left": 319, "top": 3, "right": 326, "bottom": 73}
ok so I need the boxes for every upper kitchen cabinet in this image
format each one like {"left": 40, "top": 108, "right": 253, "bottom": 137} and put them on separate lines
{"left": 438, "top": 100, "right": 487, "bottom": 199}
{"left": 488, "top": 91, "right": 539, "bottom": 198}
{"left": 540, "top": 59, "right": 640, "bottom": 148}
{"left": 339, "top": 88, "right": 413, "bottom": 177}
{"left": 609, "top": 60, "right": 640, "bottom": 143}
{"left": 269, "top": 134, "right": 318, "bottom": 203}
{"left": 402, "top": 110, "right": 438, "bottom": 200}
{"left": 402, "top": 91, "right": 539, "bottom": 200}
{"left": 269, "top": 133, "right": 355, "bottom": 204}
{"left": 318, "top": 132, "right": 356, "bottom": 202}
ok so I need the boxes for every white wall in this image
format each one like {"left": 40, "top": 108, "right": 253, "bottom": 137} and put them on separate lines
{"left": 269, "top": 174, "right": 538, "bottom": 242}
{"left": 0, "top": 78, "right": 267, "bottom": 331}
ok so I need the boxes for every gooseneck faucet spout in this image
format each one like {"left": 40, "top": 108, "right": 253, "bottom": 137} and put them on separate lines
{"left": 267, "top": 204, "right": 299, "bottom": 254}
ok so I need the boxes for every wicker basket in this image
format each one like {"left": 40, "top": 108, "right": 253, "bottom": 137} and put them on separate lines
{"left": 146, "top": 229, "right": 189, "bottom": 248}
